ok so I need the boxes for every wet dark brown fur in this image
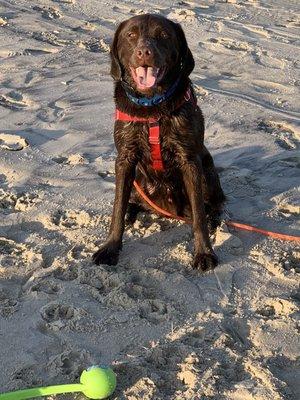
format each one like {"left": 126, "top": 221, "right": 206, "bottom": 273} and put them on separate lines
{"left": 93, "top": 14, "right": 225, "bottom": 270}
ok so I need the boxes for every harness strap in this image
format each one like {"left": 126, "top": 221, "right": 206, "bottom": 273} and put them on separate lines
{"left": 115, "top": 110, "right": 157, "bottom": 123}
{"left": 115, "top": 85, "right": 196, "bottom": 171}
{"left": 149, "top": 121, "right": 164, "bottom": 171}
{"left": 115, "top": 110, "right": 163, "bottom": 170}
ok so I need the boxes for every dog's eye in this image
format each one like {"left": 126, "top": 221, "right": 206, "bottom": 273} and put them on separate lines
{"left": 160, "top": 31, "right": 168, "bottom": 39}
{"left": 127, "top": 31, "right": 137, "bottom": 39}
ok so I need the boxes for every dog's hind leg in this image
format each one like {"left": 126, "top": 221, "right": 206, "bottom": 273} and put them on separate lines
{"left": 201, "top": 147, "right": 225, "bottom": 207}
{"left": 200, "top": 147, "right": 225, "bottom": 233}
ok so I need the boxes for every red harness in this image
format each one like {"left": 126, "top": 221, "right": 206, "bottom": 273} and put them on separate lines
{"left": 115, "top": 110, "right": 164, "bottom": 170}
{"left": 115, "top": 86, "right": 195, "bottom": 172}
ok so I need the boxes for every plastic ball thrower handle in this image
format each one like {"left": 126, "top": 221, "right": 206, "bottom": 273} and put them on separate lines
{"left": 0, "top": 366, "right": 117, "bottom": 400}
{"left": 0, "top": 384, "right": 83, "bottom": 400}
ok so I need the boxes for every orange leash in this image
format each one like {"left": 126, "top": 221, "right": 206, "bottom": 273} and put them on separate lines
{"left": 133, "top": 180, "right": 300, "bottom": 243}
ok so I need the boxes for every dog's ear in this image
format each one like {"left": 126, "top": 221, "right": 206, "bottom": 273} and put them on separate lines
{"left": 110, "top": 21, "right": 125, "bottom": 81}
{"left": 172, "top": 22, "right": 195, "bottom": 77}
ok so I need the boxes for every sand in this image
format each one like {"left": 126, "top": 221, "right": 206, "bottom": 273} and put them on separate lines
{"left": 0, "top": 0, "right": 299, "bottom": 399}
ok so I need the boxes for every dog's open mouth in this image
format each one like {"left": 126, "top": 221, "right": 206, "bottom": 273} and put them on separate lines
{"left": 130, "top": 66, "right": 165, "bottom": 90}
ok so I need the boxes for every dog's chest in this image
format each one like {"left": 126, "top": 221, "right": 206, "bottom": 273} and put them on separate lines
{"left": 114, "top": 113, "right": 198, "bottom": 169}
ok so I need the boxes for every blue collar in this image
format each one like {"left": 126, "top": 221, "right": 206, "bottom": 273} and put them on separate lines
{"left": 123, "top": 77, "right": 181, "bottom": 107}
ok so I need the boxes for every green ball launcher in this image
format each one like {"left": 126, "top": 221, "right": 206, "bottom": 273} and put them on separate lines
{"left": 0, "top": 366, "right": 116, "bottom": 400}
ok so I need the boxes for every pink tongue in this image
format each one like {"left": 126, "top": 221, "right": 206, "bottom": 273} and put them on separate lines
{"left": 135, "top": 66, "right": 157, "bottom": 88}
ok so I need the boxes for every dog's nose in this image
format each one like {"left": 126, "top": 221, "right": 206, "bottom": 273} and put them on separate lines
{"left": 135, "top": 46, "right": 152, "bottom": 60}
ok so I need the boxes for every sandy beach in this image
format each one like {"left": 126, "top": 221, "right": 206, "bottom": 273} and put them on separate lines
{"left": 0, "top": 0, "right": 299, "bottom": 398}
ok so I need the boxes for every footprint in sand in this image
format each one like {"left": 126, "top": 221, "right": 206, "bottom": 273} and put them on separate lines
{"left": 78, "top": 266, "right": 113, "bottom": 287}
{"left": 73, "top": 21, "right": 98, "bottom": 33}
{"left": 0, "top": 287, "right": 19, "bottom": 317}
{"left": 209, "top": 37, "right": 251, "bottom": 52}
{"left": 30, "top": 279, "right": 61, "bottom": 295}
{"left": 52, "top": 153, "right": 86, "bottom": 165}
{"left": 127, "top": 211, "right": 175, "bottom": 238}
{"left": 281, "top": 250, "right": 299, "bottom": 273}
{"left": 270, "top": 188, "right": 300, "bottom": 219}
{"left": 13, "top": 365, "right": 42, "bottom": 387}
{"left": 167, "top": 8, "right": 196, "bottom": 22}
{"left": 241, "top": 24, "right": 271, "bottom": 39}
{"left": 0, "top": 237, "right": 27, "bottom": 259}
{"left": 0, "top": 92, "right": 31, "bottom": 110}
{"left": 0, "top": 133, "right": 28, "bottom": 151}
{"left": 37, "top": 99, "right": 67, "bottom": 122}
{"left": 252, "top": 50, "right": 285, "bottom": 69}
{"left": 139, "top": 299, "right": 174, "bottom": 325}
{"left": 33, "top": 6, "right": 61, "bottom": 20}
{"left": 268, "top": 356, "right": 300, "bottom": 399}
{"left": 256, "top": 298, "right": 297, "bottom": 319}
{"left": 23, "top": 47, "right": 60, "bottom": 57}
{"left": 145, "top": 343, "right": 195, "bottom": 388}
{"left": 77, "top": 38, "right": 110, "bottom": 53}
{"left": 116, "top": 341, "right": 202, "bottom": 397}
{"left": 121, "top": 375, "right": 157, "bottom": 399}
{"left": 112, "top": 5, "right": 147, "bottom": 16}
{"left": 126, "top": 272, "right": 184, "bottom": 320}
{"left": 250, "top": 244, "right": 299, "bottom": 276}
{"left": 80, "top": 267, "right": 171, "bottom": 322}
{"left": 32, "top": 32, "right": 72, "bottom": 47}
{"left": 40, "top": 302, "right": 92, "bottom": 333}
{"left": 258, "top": 120, "right": 299, "bottom": 150}
{"left": 0, "top": 189, "right": 40, "bottom": 211}
{"left": 67, "top": 242, "right": 98, "bottom": 261}
{"left": 52, "top": 209, "right": 94, "bottom": 229}
{"left": 181, "top": 327, "right": 205, "bottom": 348}
{"left": 144, "top": 338, "right": 246, "bottom": 395}
{"left": 0, "top": 237, "right": 42, "bottom": 270}
{"left": 47, "top": 350, "right": 89, "bottom": 380}
{"left": 100, "top": 287, "right": 137, "bottom": 310}
{"left": 24, "top": 71, "right": 40, "bottom": 86}
{"left": 81, "top": 270, "right": 126, "bottom": 303}
{"left": 50, "top": 99, "right": 68, "bottom": 118}
{"left": 286, "top": 16, "right": 300, "bottom": 28}
{"left": 220, "top": 167, "right": 261, "bottom": 198}
{"left": 53, "top": 266, "right": 79, "bottom": 281}
{"left": 40, "top": 303, "right": 77, "bottom": 331}
{"left": 125, "top": 282, "right": 156, "bottom": 301}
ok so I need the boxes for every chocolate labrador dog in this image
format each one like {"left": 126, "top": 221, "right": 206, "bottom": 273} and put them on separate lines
{"left": 93, "top": 14, "right": 225, "bottom": 270}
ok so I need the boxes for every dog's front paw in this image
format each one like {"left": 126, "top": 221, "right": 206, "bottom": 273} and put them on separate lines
{"left": 192, "top": 251, "right": 218, "bottom": 271}
{"left": 92, "top": 242, "right": 120, "bottom": 266}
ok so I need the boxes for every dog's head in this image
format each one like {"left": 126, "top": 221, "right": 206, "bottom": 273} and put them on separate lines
{"left": 110, "top": 14, "right": 194, "bottom": 94}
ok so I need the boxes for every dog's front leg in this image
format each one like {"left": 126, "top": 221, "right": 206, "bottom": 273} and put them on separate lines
{"left": 93, "top": 155, "right": 136, "bottom": 265}
{"left": 181, "top": 159, "right": 218, "bottom": 271}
